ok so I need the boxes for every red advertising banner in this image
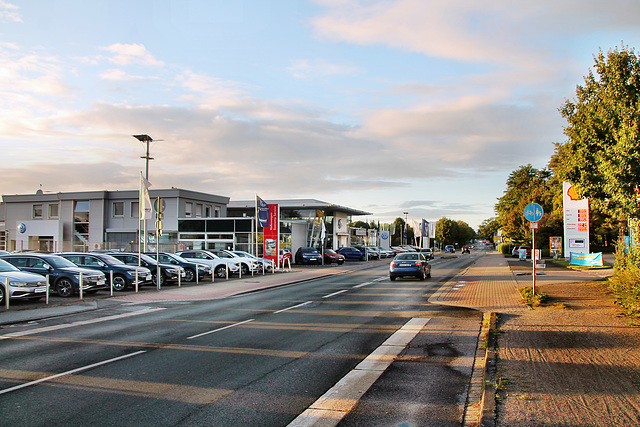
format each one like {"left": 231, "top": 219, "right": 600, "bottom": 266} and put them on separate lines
{"left": 263, "top": 204, "right": 279, "bottom": 264}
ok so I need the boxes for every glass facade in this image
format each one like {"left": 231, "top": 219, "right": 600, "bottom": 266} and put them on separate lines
{"left": 73, "top": 201, "right": 90, "bottom": 251}
{"left": 178, "top": 218, "right": 254, "bottom": 253}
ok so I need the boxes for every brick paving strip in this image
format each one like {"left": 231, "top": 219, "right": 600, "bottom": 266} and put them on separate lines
{"left": 429, "top": 252, "right": 527, "bottom": 426}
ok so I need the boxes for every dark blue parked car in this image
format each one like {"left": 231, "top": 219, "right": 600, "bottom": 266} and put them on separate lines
{"left": 294, "top": 247, "right": 323, "bottom": 265}
{"left": 337, "top": 247, "right": 365, "bottom": 261}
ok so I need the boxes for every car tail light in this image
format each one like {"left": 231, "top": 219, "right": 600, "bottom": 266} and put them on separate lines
{"left": 390, "top": 261, "right": 396, "bottom": 267}
{"left": 415, "top": 261, "right": 422, "bottom": 266}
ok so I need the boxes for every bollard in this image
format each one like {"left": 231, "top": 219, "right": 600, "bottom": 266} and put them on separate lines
{"left": 195, "top": 264, "right": 199, "bottom": 286}
{"left": 79, "top": 272, "right": 83, "bottom": 300}
{"left": 46, "top": 275, "right": 50, "bottom": 305}
{"left": 272, "top": 260, "right": 275, "bottom": 274}
{"left": 135, "top": 269, "right": 139, "bottom": 293}
{"left": 178, "top": 268, "right": 181, "bottom": 288}
{"left": 226, "top": 263, "right": 229, "bottom": 280}
{"left": 5, "top": 277, "right": 9, "bottom": 310}
{"left": 110, "top": 270, "right": 114, "bottom": 296}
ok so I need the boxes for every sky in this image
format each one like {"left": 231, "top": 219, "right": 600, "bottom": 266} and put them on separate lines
{"left": 1, "top": 0, "right": 639, "bottom": 230}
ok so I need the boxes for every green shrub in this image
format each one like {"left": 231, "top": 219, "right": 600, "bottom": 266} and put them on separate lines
{"left": 518, "top": 287, "right": 548, "bottom": 307}
{"left": 498, "top": 243, "right": 511, "bottom": 255}
{"left": 609, "top": 235, "right": 640, "bottom": 317}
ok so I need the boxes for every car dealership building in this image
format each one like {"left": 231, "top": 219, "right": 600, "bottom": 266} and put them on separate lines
{"left": 0, "top": 188, "right": 371, "bottom": 256}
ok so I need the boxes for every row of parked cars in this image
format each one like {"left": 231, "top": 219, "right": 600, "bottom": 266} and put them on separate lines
{"left": 0, "top": 249, "right": 276, "bottom": 304}
{"left": 294, "top": 245, "right": 435, "bottom": 265}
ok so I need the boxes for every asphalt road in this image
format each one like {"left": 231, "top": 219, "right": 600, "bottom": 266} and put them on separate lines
{"left": 0, "top": 253, "right": 482, "bottom": 426}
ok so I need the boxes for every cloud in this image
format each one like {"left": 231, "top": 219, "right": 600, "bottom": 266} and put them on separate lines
{"left": 100, "top": 69, "right": 158, "bottom": 82}
{"left": 0, "top": 1, "right": 21, "bottom": 23}
{"left": 102, "top": 43, "right": 165, "bottom": 67}
{"left": 287, "top": 59, "right": 360, "bottom": 79}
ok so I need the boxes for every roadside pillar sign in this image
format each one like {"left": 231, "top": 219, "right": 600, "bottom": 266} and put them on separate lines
{"left": 523, "top": 203, "right": 544, "bottom": 294}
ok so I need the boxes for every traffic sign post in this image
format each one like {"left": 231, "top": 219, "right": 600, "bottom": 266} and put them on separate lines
{"left": 524, "top": 203, "right": 544, "bottom": 294}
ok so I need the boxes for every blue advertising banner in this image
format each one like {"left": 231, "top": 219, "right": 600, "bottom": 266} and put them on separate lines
{"left": 569, "top": 252, "right": 603, "bottom": 267}
{"left": 256, "top": 195, "right": 270, "bottom": 227}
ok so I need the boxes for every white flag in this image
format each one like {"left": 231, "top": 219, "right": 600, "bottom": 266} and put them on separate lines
{"left": 320, "top": 221, "right": 326, "bottom": 240}
{"left": 139, "top": 172, "right": 152, "bottom": 219}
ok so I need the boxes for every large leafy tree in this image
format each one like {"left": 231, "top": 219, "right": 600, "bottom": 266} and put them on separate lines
{"left": 477, "top": 217, "right": 501, "bottom": 242}
{"left": 558, "top": 46, "right": 640, "bottom": 218}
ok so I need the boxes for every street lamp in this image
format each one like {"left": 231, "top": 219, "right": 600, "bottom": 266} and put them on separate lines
{"left": 132, "top": 134, "right": 154, "bottom": 180}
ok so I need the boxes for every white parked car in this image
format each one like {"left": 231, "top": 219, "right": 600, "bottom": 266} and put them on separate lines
{"left": 231, "top": 251, "right": 274, "bottom": 272}
{"left": 207, "top": 249, "right": 261, "bottom": 275}
{"left": 175, "top": 250, "right": 240, "bottom": 279}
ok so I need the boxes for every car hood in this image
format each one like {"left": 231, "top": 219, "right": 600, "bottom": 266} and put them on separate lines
{"left": 59, "top": 267, "right": 105, "bottom": 277}
{"left": 0, "top": 271, "right": 46, "bottom": 282}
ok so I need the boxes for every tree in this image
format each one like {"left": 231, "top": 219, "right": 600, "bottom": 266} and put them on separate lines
{"left": 558, "top": 46, "right": 640, "bottom": 219}
{"left": 456, "top": 220, "right": 476, "bottom": 245}
{"left": 435, "top": 217, "right": 458, "bottom": 246}
{"left": 478, "top": 217, "right": 501, "bottom": 242}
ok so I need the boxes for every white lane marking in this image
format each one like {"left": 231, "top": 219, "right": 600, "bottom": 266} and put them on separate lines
{"left": 352, "top": 282, "right": 371, "bottom": 289}
{"left": 187, "top": 318, "right": 255, "bottom": 340}
{"left": 323, "top": 290, "right": 348, "bottom": 299}
{"left": 372, "top": 277, "right": 387, "bottom": 282}
{"left": 0, "top": 308, "right": 166, "bottom": 340}
{"left": 274, "top": 301, "right": 313, "bottom": 314}
{"left": 288, "top": 318, "right": 430, "bottom": 426}
{"left": 0, "top": 351, "right": 147, "bottom": 396}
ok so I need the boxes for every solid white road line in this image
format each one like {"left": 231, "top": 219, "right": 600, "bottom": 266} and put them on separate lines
{"left": 0, "top": 351, "right": 147, "bottom": 396}
{"left": 187, "top": 318, "right": 255, "bottom": 340}
{"left": 322, "top": 290, "right": 348, "bottom": 299}
{"left": 0, "top": 308, "right": 166, "bottom": 340}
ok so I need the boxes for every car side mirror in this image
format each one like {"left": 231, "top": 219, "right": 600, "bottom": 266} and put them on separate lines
{"left": 98, "top": 261, "right": 107, "bottom": 268}
{"left": 42, "top": 263, "right": 52, "bottom": 271}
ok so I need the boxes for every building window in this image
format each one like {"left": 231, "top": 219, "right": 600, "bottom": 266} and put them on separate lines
{"left": 131, "top": 202, "right": 139, "bottom": 218}
{"left": 196, "top": 203, "right": 203, "bottom": 218}
{"left": 33, "top": 204, "right": 43, "bottom": 219}
{"left": 113, "top": 201, "right": 124, "bottom": 217}
{"left": 73, "top": 201, "right": 90, "bottom": 251}
{"left": 48, "top": 204, "right": 59, "bottom": 218}
{"left": 185, "top": 202, "right": 193, "bottom": 218}
{"left": 214, "top": 207, "right": 220, "bottom": 218}
{"left": 205, "top": 206, "right": 212, "bottom": 218}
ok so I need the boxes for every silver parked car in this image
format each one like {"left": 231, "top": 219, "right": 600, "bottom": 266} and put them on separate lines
{"left": 0, "top": 258, "right": 48, "bottom": 303}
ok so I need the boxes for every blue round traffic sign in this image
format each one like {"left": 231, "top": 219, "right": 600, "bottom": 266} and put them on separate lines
{"left": 524, "top": 203, "right": 544, "bottom": 222}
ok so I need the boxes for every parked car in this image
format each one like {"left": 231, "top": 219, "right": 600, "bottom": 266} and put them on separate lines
{"left": 231, "top": 250, "right": 274, "bottom": 272}
{"left": 445, "top": 245, "right": 456, "bottom": 253}
{"left": 389, "top": 252, "right": 431, "bottom": 281}
{"left": 60, "top": 252, "right": 152, "bottom": 291}
{"left": 0, "top": 258, "right": 48, "bottom": 303}
{"left": 295, "top": 247, "right": 323, "bottom": 265}
{"left": 419, "top": 248, "right": 434, "bottom": 260}
{"left": 356, "top": 245, "right": 379, "bottom": 260}
{"left": 107, "top": 252, "right": 183, "bottom": 286}
{"left": 0, "top": 253, "right": 107, "bottom": 297}
{"left": 206, "top": 249, "right": 261, "bottom": 275}
{"left": 144, "top": 252, "right": 211, "bottom": 282}
{"left": 337, "top": 247, "right": 365, "bottom": 261}
{"left": 323, "top": 249, "right": 345, "bottom": 265}
{"left": 462, "top": 246, "right": 470, "bottom": 254}
{"left": 175, "top": 249, "right": 240, "bottom": 279}
{"left": 373, "top": 246, "right": 394, "bottom": 258}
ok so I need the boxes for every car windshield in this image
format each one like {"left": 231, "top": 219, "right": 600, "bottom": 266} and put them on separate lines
{"left": 301, "top": 248, "right": 319, "bottom": 254}
{"left": 44, "top": 256, "right": 80, "bottom": 268}
{"left": 234, "top": 251, "right": 257, "bottom": 259}
{"left": 98, "top": 254, "right": 125, "bottom": 265}
{"left": 0, "top": 259, "right": 20, "bottom": 272}
{"left": 139, "top": 254, "right": 157, "bottom": 264}
{"left": 396, "top": 253, "right": 420, "bottom": 261}
{"left": 325, "top": 249, "right": 337, "bottom": 255}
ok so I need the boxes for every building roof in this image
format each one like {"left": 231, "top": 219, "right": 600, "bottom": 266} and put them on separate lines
{"left": 228, "top": 199, "right": 371, "bottom": 216}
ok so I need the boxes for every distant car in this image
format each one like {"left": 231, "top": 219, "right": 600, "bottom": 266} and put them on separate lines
{"left": 323, "top": 249, "right": 345, "bottom": 265}
{"left": 0, "top": 258, "right": 48, "bottom": 303}
{"left": 0, "top": 253, "right": 107, "bottom": 297}
{"left": 445, "top": 245, "right": 456, "bottom": 253}
{"left": 144, "top": 252, "right": 211, "bottom": 282}
{"left": 206, "top": 249, "right": 261, "bottom": 275}
{"left": 374, "top": 246, "right": 394, "bottom": 258}
{"left": 107, "top": 252, "right": 183, "bottom": 286}
{"left": 389, "top": 252, "right": 431, "bottom": 281}
{"left": 337, "top": 247, "right": 365, "bottom": 261}
{"left": 175, "top": 250, "right": 240, "bottom": 279}
{"left": 461, "top": 246, "right": 470, "bottom": 254}
{"left": 419, "top": 248, "right": 434, "bottom": 260}
{"left": 295, "top": 247, "right": 323, "bottom": 265}
{"left": 60, "top": 252, "right": 152, "bottom": 291}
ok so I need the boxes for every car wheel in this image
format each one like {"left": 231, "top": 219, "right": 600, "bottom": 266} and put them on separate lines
{"left": 0, "top": 285, "right": 5, "bottom": 304}
{"left": 427, "top": 270, "right": 431, "bottom": 278}
{"left": 390, "top": 276, "right": 396, "bottom": 281}
{"left": 338, "top": 260, "right": 344, "bottom": 265}
{"left": 152, "top": 273, "right": 165, "bottom": 286}
{"left": 112, "top": 274, "right": 128, "bottom": 291}
{"left": 56, "top": 277, "right": 74, "bottom": 297}
{"left": 241, "top": 263, "right": 250, "bottom": 276}
{"left": 184, "top": 268, "right": 196, "bottom": 282}
{"left": 419, "top": 271, "right": 426, "bottom": 281}
{"left": 215, "top": 265, "right": 227, "bottom": 279}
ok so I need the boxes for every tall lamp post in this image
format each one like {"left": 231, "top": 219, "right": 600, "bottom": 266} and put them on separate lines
{"left": 403, "top": 211, "right": 408, "bottom": 245}
{"left": 132, "top": 134, "right": 156, "bottom": 253}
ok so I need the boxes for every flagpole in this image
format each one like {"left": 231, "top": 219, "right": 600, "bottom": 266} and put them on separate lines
{"left": 255, "top": 194, "right": 258, "bottom": 257}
